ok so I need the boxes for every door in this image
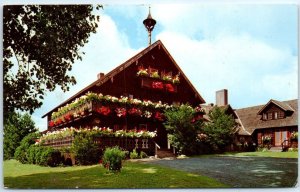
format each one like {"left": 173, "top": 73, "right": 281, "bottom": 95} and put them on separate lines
{"left": 275, "top": 129, "right": 287, "bottom": 146}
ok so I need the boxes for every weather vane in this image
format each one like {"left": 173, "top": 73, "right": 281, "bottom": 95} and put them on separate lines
{"left": 143, "top": 6, "right": 156, "bottom": 45}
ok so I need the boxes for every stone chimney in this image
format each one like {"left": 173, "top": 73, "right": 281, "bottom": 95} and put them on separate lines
{"left": 97, "top": 73, "right": 105, "bottom": 80}
{"left": 216, "top": 89, "right": 228, "bottom": 106}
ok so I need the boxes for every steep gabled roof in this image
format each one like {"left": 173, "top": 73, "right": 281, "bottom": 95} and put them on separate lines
{"left": 42, "top": 40, "right": 205, "bottom": 118}
{"left": 235, "top": 99, "right": 298, "bottom": 134}
{"left": 257, "top": 99, "right": 295, "bottom": 115}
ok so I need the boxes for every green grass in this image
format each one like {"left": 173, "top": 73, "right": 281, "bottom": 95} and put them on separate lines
{"left": 193, "top": 151, "right": 298, "bottom": 159}
{"left": 3, "top": 160, "right": 228, "bottom": 189}
{"left": 223, "top": 151, "right": 298, "bottom": 158}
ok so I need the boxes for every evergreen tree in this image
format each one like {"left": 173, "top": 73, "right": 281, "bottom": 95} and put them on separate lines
{"left": 4, "top": 112, "right": 37, "bottom": 160}
{"left": 164, "top": 104, "right": 203, "bottom": 155}
{"left": 203, "top": 106, "right": 237, "bottom": 152}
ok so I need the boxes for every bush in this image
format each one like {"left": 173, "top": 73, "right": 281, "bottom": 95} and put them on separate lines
{"left": 71, "top": 133, "right": 100, "bottom": 165}
{"left": 102, "top": 146, "right": 126, "bottom": 172}
{"left": 14, "top": 132, "right": 40, "bottom": 163}
{"left": 39, "top": 147, "right": 62, "bottom": 167}
{"left": 27, "top": 145, "right": 39, "bottom": 164}
{"left": 4, "top": 112, "right": 37, "bottom": 160}
{"left": 130, "top": 149, "right": 139, "bottom": 159}
{"left": 140, "top": 151, "right": 148, "bottom": 159}
{"left": 288, "top": 148, "right": 298, "bottom": 152}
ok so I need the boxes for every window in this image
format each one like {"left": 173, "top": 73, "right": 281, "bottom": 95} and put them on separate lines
{"left": 274, "top": 112, "right": 278, "bottom": 119}
{"left": 268, "top": 112, "right": 273, "bottom": 120}
{"left": 278, "top": 111, "right": 285, "bottom": 119}
{"left": 263, "top": 113, "right": 267, "bottom": 120}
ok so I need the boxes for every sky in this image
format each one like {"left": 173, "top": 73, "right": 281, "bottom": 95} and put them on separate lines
{"left": 14, "top": 3, "right": 297, "bottom": 131}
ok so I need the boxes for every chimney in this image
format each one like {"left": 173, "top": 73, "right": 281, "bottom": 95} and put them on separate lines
{"left": 216, "top": 89, "right": 228, "bottom": 106}
{"left": 97, "top": 73, "right": 105, "bottom": 80}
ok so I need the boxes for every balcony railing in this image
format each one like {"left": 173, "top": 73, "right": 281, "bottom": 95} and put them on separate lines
{"left": 42, "top": 136, "right": 154, "bottom": 152}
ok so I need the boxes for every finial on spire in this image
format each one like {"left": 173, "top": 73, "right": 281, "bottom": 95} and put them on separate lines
{"left": 143, "top": 6, "right": 156, "bottom": 46}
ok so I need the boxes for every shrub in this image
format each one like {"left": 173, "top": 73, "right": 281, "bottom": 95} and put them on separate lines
{"left": 130, "top": 149, "right": 139, "bottom": 159}
{"left": 102, "top": 146, "right": 126, "bottom": 172}
{"left": 14, "top": 132, "right": 40, "bottom": 163}
{"left": 288, "top": 148, "right": 298, "bottom": 152}
{"left": 71, "top": 133, "right": 100, "bottom": 165}
{"left": 38, "top": 147, "right": 62, "bottom": 167}
{"left": 140, "top": 151, "right": 148, "bottom": 159}
{"left": 27, "top": 145, "right": 39, "bottom": 164}
{"left": 4, "top": 112, "right": 37, "bottom": 160}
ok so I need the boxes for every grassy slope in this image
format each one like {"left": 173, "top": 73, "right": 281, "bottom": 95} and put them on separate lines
{"left": 192, "top": 151, "right": 298, "bottom": 159}
{"left": 3, "top": 160, "right": 228, "bottom": 189}
{"left": 223, "top": 151, "right": 298, "bottom": 158}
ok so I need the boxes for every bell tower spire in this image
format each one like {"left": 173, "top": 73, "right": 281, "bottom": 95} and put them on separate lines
{"left": 143, "top": 6, "right": 156, "bottom": 46}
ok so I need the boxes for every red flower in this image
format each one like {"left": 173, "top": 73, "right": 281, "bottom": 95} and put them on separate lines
{"left": 97, "top": 106, "right": 111, "bottom": 116}
{"left": 49, "top": 121, "right": 55, "bottom": 127}
{"left": 64, "top": 114, "right": 72, "bottom": 121}
{"left": 115, "top": 108, "right": 127, "bottom": 117}
{"left": 154, "top": 112, "right": 165, "bottom": 121}
{"left": 152, "top": 81, "right": 164, "bottom": 89}
{"left": 165, "top": 84, "right": 175, "bottom": 92}
{"left": 128, "top": 108, "right": 142, "bottom": 116}
{"left": 56, "top": 118, "right": 63, "bottom": 125}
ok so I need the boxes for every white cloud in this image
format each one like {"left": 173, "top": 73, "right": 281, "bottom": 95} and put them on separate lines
{"left": 34, "top": 14, "right": 141, "bottom": 131}
{"left": 32, "top": 5, "right": 298, "bottom": 131}
{"left": 156, "top": 31, "right": 297, "bottom": 108}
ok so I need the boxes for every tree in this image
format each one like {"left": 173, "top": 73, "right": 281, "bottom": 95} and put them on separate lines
{"left": 164, "top": 104, "right": 204, "bottom": 155}
{"left": 4, "top": 112, "right": 37, "bottom": 160}
{"left": 3, "top": 5, "right": 101, "bottom": 114}
{"left": 202, "top": 106, "right": 237, "bottom": 152}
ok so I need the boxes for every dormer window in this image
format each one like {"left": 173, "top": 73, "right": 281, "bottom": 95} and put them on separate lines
{"left": 268, "top": 112, "right": 273, "bottom": 120}
{"left": 258, "top": 99, "right": 294, "bottom": 121}
{"left": 263, "top": 113, "right": 267, "bottom": 120}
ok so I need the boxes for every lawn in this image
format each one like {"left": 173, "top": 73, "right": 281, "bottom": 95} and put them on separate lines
{"left": 223, "top": 151, "right": 298, "bottom": 158}
{"left": 192, "top": 151, "right": 298, "bottom": 159}
{"left": 3, "top": 160, "right": 228, "bottom": 189}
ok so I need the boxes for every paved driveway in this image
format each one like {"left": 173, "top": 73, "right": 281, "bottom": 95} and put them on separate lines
{"left": 148, "top": 156, "right": 298, "bottom": 187}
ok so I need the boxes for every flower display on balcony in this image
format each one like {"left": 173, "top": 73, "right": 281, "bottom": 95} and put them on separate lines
{"left": 143, "top": 110, "right": 152, "bottom": 118}
{"left": 137, "top": 66, "right": 180, "bottom": 84}
{"left": 128, "top": 107, "right": 142, "bottom": 116}
{"left": 172, "top": 74, "right": 180, "bottom": 84}
{"left": 152, "top": 81, "right": 164, "bottom": 89}
{"left": 137, "top": 66, "right": 148, "bottom": 77}
{"left": 162, "top": 74, "right": 172, "bottom": 82}
{"left": 154, "top": 111, "right": 165, "bottom": 121}
{"left": 96, "top": 106, "right": 111, "bottom": 116}
{"left": 165, "top": 83, "right": 175, "bottom": 92}
{"left": 115, "top": 107, "right": 127, "bottom": 117}
{"left": 150, "top": 71, "right": 160, "bottom": 79}
{"left": 37, "top": 127, "right": 157, "bottom": 144}
{"left": 49, "top": 92, "right": 205, "bottom": 127}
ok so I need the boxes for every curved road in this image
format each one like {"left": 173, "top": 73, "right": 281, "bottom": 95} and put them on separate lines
{"left": 148, "top": 156, "right": 298, "bottom": 187}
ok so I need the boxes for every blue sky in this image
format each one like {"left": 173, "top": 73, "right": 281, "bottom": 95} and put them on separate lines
{"left": 20, "top": 3, "right": 297, "bottom": 131}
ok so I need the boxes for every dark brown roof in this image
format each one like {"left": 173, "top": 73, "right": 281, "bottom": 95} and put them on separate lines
{"left": 257, "top": 99, "right": 295, "bottom": 115}
{"left": 42, "top": 40, "right": 205, "bottom": 118}
{"left": 235, "top": 99, "right": 298, "bottom": 135}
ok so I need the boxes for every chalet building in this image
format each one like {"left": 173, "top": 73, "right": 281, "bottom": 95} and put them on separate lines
{"left": 41, "top": 9, "right": 297, "bottom": 158}
{"left": 42, "top": 39, "right": 206, "bottom": 156}
{"left": 235, "top": 99, "right": 298, "bottom": 150}
{"left": 202, "top": 89, "right": 298, "bottom": 151}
